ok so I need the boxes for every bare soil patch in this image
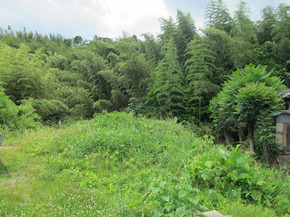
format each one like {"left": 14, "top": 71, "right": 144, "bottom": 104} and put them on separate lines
{"left": 1, "top": 145, "right": 18, "bottom": 150}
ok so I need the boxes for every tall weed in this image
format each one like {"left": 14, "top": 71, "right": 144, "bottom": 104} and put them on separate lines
{"left": 0, "top": 112, "right": 289, "bottom": 216}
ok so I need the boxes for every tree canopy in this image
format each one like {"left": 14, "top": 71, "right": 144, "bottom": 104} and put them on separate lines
{"left": 0, "top": 2, "right": 289, "bottom": 156}
{"left": 210, "top": 65, "right": 286, "bottom": 153}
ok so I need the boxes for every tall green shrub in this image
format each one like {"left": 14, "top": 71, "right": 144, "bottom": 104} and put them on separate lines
{"left": 210, "top": 65, "right": 286, "bottom": 154}
{"left": 0, "top": 90, "right": 40, "bottom": 129}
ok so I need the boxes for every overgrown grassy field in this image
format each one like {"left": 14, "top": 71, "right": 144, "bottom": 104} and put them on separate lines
{"left": 0, "top": 112, "right": 289, "bottom": 216}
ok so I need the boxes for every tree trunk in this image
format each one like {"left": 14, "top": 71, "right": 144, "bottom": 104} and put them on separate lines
{"left": 248, "top": 123, "right": 255, "bottom": 153}
{"left": 198, "top": 98, "right": 201, "bottom": 126}
{"left": 239, "top": 128, "right": 244, "bottom": 145}
{"left": 224, "top": 128, "right": 231, "bottom": 149}
{"left": 262, "top": 140, "right": 271, "bottom": 165}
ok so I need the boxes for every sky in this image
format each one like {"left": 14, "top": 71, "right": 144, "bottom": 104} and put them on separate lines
{"left": 0, "top": 0, "right": 289, "bottom": 40}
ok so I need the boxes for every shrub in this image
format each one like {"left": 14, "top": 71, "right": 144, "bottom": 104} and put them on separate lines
{"left": 0, "top": 90, "right": 40, "bottom": 130}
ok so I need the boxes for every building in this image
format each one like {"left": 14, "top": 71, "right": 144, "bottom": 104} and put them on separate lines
{"left": 272, "top": 90, "right": 290, "bottom": 152}
{"left": 273, "top": 110, "right": 290, "bottom": 151}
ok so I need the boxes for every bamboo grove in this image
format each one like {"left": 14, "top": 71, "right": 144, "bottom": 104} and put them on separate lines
{"left": 0, "top": 1, "right": 289, "bottom": 132}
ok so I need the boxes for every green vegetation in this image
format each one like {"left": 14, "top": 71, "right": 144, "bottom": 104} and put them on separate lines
{"left": 0, "top": 1, "right": 290, "bottom": 216}
{"left": 1, "top": 2, "right": 289, "bottom": 127}
{"left": 210, "top": 65, "right": 286, "bottom": 156}
{"left": 0, "top": 112, "right": 289, "bottom": 216}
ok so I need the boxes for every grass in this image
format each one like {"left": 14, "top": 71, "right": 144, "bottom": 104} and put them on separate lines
{"left": 0, "top": 112, "right": 289, "bottom": 216}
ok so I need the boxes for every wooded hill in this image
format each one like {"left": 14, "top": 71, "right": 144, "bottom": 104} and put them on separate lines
{"left": 0, "top": 2, "right": 289, "bottom": 140}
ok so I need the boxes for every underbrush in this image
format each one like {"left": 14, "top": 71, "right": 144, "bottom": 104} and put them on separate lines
{"left": 0, "top": 112, "right": 289, "bottom": 216}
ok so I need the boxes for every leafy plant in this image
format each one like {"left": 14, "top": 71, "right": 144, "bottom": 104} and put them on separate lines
{"left": 0, "top": 112, "right": 288, "bottom": 216}
{"left": 0, "top": 90, "right": 40, "bottom": 130}
{"left": 210, "top": 65, "right": 286, "bottom": 153}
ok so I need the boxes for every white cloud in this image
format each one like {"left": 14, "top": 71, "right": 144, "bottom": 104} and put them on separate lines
{"left": 0, "top": 0, "right": 287, "bottom": 39}
{"left": 99, "top": 0, "right": 174, "bottom": 38}
{"left": 0, "top": 0, "right": 174, "bottom": 39}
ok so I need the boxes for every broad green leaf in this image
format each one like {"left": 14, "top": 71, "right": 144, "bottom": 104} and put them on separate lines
{"left": 176, "top": 206, "right": 186, "bottom": 217}
{"left": 219, "top": 148, "right": 229, "bottom": 160}
{"left": 155, "top": 207, "right": 164, "bottom": 217}
{"left": 179, "top": 189, "right": 187, "bottom": 199}
{"left": 164, "top": 202, "right": 173, "bottom": 211}
{"left": 205, "top": 160, "right": 214, "bottom": 168}
{"left": 160, "top": 192, "right": 170, "bottom": 202}
{"left": 188, "top": 196, "right": 199, "bottom": 205}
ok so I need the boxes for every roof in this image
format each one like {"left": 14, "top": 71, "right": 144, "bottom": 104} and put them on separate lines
{"left": 271, "top": 110, "right": 290, "bottom": 117}
{"left": 282, "top": 89, "right": 290, "bottom": 99}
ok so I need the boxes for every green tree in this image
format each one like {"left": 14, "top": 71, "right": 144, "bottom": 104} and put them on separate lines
{"left": 0, "top": 90, "right": 40, "bottom": 129}
{"left": 48, "top": 53, "right": 69, "bottom": 70}
{"left": 0, "top": 89, "right": 20, "bottom": 128}
{"left": 70, "top": 49, "right": 110, "bottom": 101}
{"left": 176, "top": 10, "right": 196, "bottom": 66}
{"left": 274, "top": 4, "right": 290, "bottom": 42}
{"left": 141, "top": 33, "right": 162, "bottom": 65}
{"left": 256, "top": 4, "right": 290, "bottom": 88}
{"left": 118, "top": 54, "right": 150, "bottom": 98}
{"left": 159, "top": 17, "right": 177, "bottom": 43}
{"left": 185, "top": 37, "right": 219, "bottom": 123}
{"left": 230, "top": 2, "right": 257, "bottom": 68}
{"left": 0, "top": 42, "right": 57, "bottom": 104}
{"left": 274, "top": 4, "right": 290, "bottom": 68}
{"left": 25, "top": 98, "right": 69, "bottom": 122}
{"left": 210, "top": 65, "right": 286, "bottom": 153}
{"left": 203, "top": 28, "right": 234, "bottom": 84}
{"left": 73, "top": 35, "right": 83, "bottom": 47}
{"left": 146, "top": 39, "right": 185, "bottom": 119}
{"left": 205, "top": 0, "right": 233, "bottom": 33}
{"left": 231, "top": 1, "right": 257, "bottom": 44}
{"left": 257, "top": 6, "right": 277, "bottom": 44}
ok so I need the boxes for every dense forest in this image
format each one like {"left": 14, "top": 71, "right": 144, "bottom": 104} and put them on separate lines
{"left": 0, "top": 1, "right": 289, "bottom": 152}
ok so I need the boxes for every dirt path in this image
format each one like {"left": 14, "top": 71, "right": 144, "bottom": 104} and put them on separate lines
{"left": 199, "top": 210, "right": 232, "bottom": 217}
{"left": 0, "top": 145, "right": 18, "bottom": 150}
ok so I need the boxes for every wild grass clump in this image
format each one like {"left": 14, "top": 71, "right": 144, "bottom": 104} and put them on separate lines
{"left": 0, "top": 112, "right": 289, "bottom": 216}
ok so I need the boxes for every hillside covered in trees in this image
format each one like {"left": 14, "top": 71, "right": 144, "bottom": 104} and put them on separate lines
{"left": 0, "top": 1, "right": 289, "bottom": 147}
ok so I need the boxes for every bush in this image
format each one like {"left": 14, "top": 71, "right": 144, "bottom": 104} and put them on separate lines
{"left": 0, "top": 90, "right": 40, "bottom": 130}
{"left": 25, "top": 98, "right": 69, "bottom": 122}
{"left": 1, "top": 112, "right": 288, "bottom": 216}
{"left": 50, "top": 112, "right": 289, "bottom": 215}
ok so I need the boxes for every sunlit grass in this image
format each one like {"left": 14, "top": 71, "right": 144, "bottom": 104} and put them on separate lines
{"left": 0, "top": 112, "right": 289, "bottom": 216}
